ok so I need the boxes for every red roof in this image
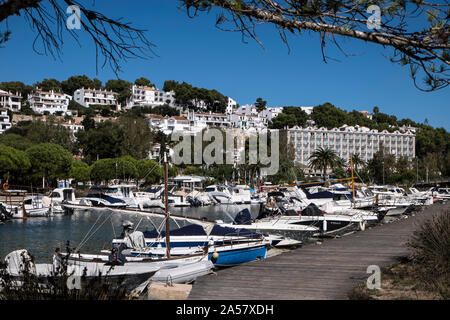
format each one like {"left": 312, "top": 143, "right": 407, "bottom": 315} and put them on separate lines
{"left": 171, "top": 116, "right": 188, "bottom": 121}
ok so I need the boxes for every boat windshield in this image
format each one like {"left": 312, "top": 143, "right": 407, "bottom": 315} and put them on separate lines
{"left": 105, "top": 188, "right": 119, "bottom": 194}
{"left": 50, "top": 192, "right": 61, "bottom": 198}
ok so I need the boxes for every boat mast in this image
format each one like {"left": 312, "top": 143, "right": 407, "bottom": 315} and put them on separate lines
{"left": 163, "top": 152, "right": 171, "bottom": 259}
{"left": 350, "top": 155, "right": 356, "bottom": 207}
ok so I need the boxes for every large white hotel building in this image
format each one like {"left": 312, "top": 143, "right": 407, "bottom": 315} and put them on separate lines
{"left": 287, "top": 124, "right": 416, "bottom": 165}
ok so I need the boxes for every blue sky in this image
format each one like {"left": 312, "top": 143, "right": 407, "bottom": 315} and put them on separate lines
{"left": 0, "top": 1, "right": 449, "bottom": 129}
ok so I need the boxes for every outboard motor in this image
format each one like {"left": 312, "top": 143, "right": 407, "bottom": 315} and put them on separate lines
{"left": 186, "top": 196, "right": 202, "bottom": 207}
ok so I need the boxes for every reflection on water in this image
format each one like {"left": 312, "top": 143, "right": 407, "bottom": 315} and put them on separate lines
{"left": 0, "top": 205, "right": 260, "bottom": 263}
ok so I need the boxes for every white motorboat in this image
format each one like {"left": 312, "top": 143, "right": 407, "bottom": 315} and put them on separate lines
{"left": 164, "top": 192, "right": 190, "bottom": 207}
{"left": 2, "top": 196, "right": 51, "bottom": 218}
{"left": 48, "top": 187, "right": 79, "bottom": 214}
{"left": 205, "top": 184, "right": 252, "bottom": 204}
{"left": 426, "top": 187, "right": 450, "bottom": 201}
{"left": 216, "top": 208, "right": 320, "bottom": 240}
{"left": 78, "top": 186, "right": 128, "bottom": 209}
{"left": 205, "top": 185, "right": 233, "bottom": 204}
{"left": 133, "top": 192, "right": 165, "bottom": 209}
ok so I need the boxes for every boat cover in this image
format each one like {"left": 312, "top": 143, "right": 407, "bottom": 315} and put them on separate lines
{"left": 233, "top": 208, "right": 252, "bottom": 225}
{"left": 86, "top": 193, "right": 126, "bottom": 204}
{"left": 301, "top": 203, "right": 324, "bottom": 216}
{"left": 121, "top": 224, "right": 260, "bottom": 239}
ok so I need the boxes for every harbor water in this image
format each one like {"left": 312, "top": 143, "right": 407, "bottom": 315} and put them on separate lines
{"left": 0, "top": 204, "right": 260, "bottom": 263}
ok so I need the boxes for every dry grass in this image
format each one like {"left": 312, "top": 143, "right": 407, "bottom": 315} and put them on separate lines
{"left": 407, "top": 207, "right": 450, "bottom": 299}
{"left": 349, "top": 204, "right": 449, "bottom": 300}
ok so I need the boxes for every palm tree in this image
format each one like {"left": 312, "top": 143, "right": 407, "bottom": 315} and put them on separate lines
{"left": 351, "top": 154, "right": 366, "bottom": 172}
{"left": 308, "top": 147, "right": 339, "bottom": 180}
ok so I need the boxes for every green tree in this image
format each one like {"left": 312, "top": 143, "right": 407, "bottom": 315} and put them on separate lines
{"left": 269, "top": 113, "right": 297, "bottom": 129}
{"left": 61, "top": 75, "right": 102, "bottom": 95}
{"left": 34, "top": 78, "right": 62, "bottom": 92}
{"left": 105, "top": 79, "right": 132, "bottom": 105}
{"left": 70, "top": 161, "right": 91, "bottom": 183}
{"left": 255, "top": 97, "right": 267, "bottom": 112}
{"left": 115, "top": 156, "right": 138, "bottom": 181}
{"left": 89, "top": 158, "right": 116, "bottom": 183}
{"left": 0, "top": 144, "right": 31, "bottom": 181}
{"left": 163, "top": 80, "right": 227, "bottom": 113}
{"left": 0, "top": 133, "right": 33, "bottom": 150}
{"left": 367, "top": 148, "right": 396, "bottom": 184}
{"left": 81, "top": 114, "right": 96, "bottom": 131}
{"left": 373, "top": 106, "right": 380, "bottom": 114}
{"left": 136, "top": 159, "right": 162, "bottom": 185}
{"left": 118, "top": 116, "right": 153, "bottom": 159}
{"left": 76, "top": 121, "right": 124, "bottom": 163}
{"left": 5, "top": 120, "right": 74, "bottom": 152}
{"left": 0, "top": 81, "right": 33, "bottom": 98}
{"left": 26, "top": 143, "right": 73, "bottom": 187}
{"left": 134, "top": 77, "right": 154, "bottom": 87}
{"left": 351, "top": 154, "right": 366, "bottom": 172}
{"left": 308, "top": 147, "right": 339, "bottom": 180}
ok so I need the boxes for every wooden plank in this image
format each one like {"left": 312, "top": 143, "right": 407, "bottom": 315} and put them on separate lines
{"left": 189, "top": 203, "right": 447, "bottom": 300}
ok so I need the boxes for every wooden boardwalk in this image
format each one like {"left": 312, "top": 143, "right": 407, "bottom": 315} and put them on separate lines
{"left": 188, "top": 203, "right": 449, "bottom": 300}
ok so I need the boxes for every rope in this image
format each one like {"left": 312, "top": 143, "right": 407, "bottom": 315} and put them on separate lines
{"left": 76, "top": 212, "right": 114, "bottom": 251}
{"left": 111, "top": 217, "right": 116, "bottom": 238}
{"left": 134, "top": 216, "right": 144, "bottom": 231}
{"left": 75, "top": 211, "right": 105, "bottom": 252}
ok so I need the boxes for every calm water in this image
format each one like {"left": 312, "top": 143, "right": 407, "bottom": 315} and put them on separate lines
{"left": 0, "top": 205, "right": 260, "bottom": 263}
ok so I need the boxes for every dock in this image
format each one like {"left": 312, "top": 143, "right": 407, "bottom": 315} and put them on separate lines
{"left": 188, "top": 203, "right": 448, "bottom": 300}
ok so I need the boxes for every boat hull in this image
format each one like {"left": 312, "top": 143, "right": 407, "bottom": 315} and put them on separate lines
{"left": 208, "top": 245, "right": 267, "bottom": 267}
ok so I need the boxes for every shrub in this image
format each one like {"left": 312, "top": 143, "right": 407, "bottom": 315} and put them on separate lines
{"left": 407, "top": 208, "right": 450, "bottom": 299}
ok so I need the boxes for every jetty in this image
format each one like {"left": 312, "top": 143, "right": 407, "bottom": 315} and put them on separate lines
{"left": 188, "top": 203, "right": 448, "bottom": 300}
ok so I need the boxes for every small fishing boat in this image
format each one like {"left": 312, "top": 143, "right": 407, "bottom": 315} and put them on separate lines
{"left": 2, "top": 196, "right": 51, "bottom": 218}
{"left": 4, "top": 249, "right": 161, "bottom": 292}
{"left": 150, "top": 260, "right": 214, "bottom": 284}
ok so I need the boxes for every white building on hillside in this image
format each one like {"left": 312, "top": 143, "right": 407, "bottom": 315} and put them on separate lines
{"left": 188, "top": 111, "right": 231, "bottom": 129}
{"left": 60, "top": 120, "right": 84, "bottom": 140}
{"left": 127, "top": 85, "right": 176, "bottom": 109}
{"left": 229, "top": 113, "right": 266, "bottom": 130}
{"left": 74, "top": 88, "right": 119, "bottom": 109}
{"left": 145, "top": 114, "right": 190, "bottom": 135}
{"left": 236, "top": 104, "right": 257, "bottom": 116}
{"left": 28, "top": 89, "right": 71, "bottom": 115}
{"left": 287, "top": 125, "right": 416, "bottom": 168}
{"left": 0, "top": 90, "right": 22, "bottom": 112}
{"left": 259, "top": 107, "right": 283, "bottom": 121}
{"left": 226, "top": 97, "right": 237, "bottom": 114}
{"left": 0, "top": 108, "right": 12, "bottom": 134}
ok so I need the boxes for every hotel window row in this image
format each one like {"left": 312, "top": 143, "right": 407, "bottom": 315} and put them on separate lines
{"left": 287, "top": 125, "right": 416, "bottom": 165}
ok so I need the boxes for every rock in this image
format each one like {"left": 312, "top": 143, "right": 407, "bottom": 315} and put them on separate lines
{"left": 147, "top": 282, "right": 192, "bottom": 300}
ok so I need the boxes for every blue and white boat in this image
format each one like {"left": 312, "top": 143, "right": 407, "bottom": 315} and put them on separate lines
{"left": 78, "top": 186, "right": 127, "bottom": 208}
{"left": 111, "top": 222, "right": 273, "bottom": 267}
{"left": 112, "top": 223, "right": 276, "bottom": 249}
